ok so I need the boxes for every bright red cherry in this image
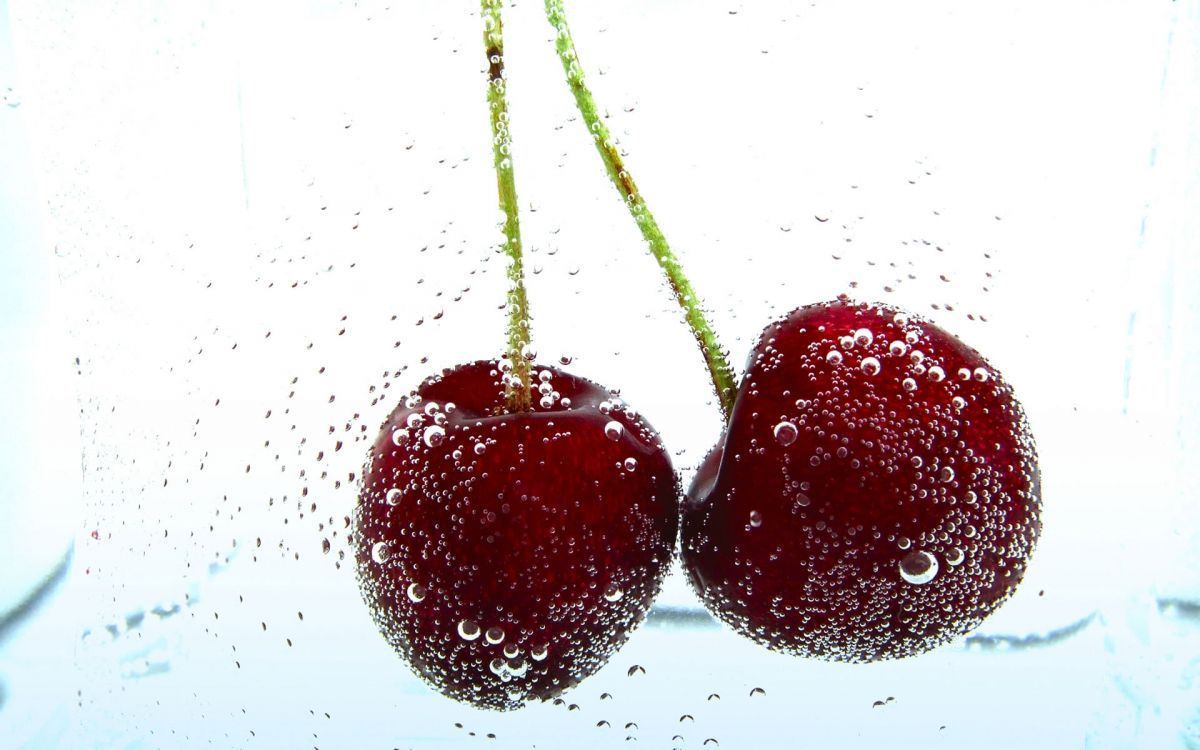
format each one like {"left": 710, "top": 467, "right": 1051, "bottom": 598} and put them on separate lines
{"left": 355, "top": 360, "right": 679, "bottom": 710}
{"left": 682, "top": 298, "right": 1041, "bottom": 662}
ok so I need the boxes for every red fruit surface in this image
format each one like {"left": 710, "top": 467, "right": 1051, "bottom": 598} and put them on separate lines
{"left": 355, "top": 360, "right": 679, "bottom": 710}
{"left": 682, "top": 298, "right": 1041, "bottom": 662}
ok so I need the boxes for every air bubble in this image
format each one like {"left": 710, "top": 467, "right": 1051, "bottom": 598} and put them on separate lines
{"left": 485, "top": 626, "right": 505, "bottom": 645}
{"left": 860, "top": 357, "right": 881, "bottom": 375}
{"left": 826, "top": 350, "right": 843, "bottom": 365}
{"left": 391, "top": 429, "right": 409, "bottom": 447}
{"left": 889, "top": 340, "right": 907, "bottom": 356}
{"left": 958, "top": 367, "right": 972, "bottom": 381}
{"left": 899, "top": 551, "right": 939, "bottom": 584}
{"left": 371, "top": 541, "right": 390, "bottom": 564}
{"left": 474, "top": 442, "right": 487, "bottom": 455}
{"left": 854, "top": 328, "right": 874, "bottom": 347}
{"left": 902, "top": 377, "right": 918, "bottom": 392}
{"left": 406, "top": 413, "right": 425, "bottom": 429}
{"left": 423, "top": 425, "right": 446, "bottom": 447}
{"left": 458, "top": 619, "right": 481, "bottom": 641}
{"left": 973, "top": 367, "right": 990, "bottom": 382}
{"left": 939, "top": 466, "right": 956, "bottom": 483}
{"left": 945, "top": 547, "right": 965, "bottom": 566}
{"left": 928, "top": 366, "right": 945, "bottom": 382}
{"left": 749, "top": 510, "right": 763, "bottom": 528}
{"left": 897, "top": 536, "right": 911, "bottom": 550}
{"left": 531, "top": 643, "right": 549, "bottom": 661}
{"left": 604, "top": 583, "right": 624, "bottom": 602}
{"left": 604, "top": 421, "right": 624, "bottom": 441}
{"left": 503, "top": 643, "right": 520, "bottom": 658}
{"left": 623, "top": 458, "right": 637, "bottom": 472}
{"left": 407, "top": 582, "right": 427, "bottom": 603}
{"left": 773, "top": 421, "right": 798, "bottom": 446}
{"left": 952, "top": 396, "right": 967, "bottom": 410}
{"left": 906, "top": 331, "right": 920, "bottom": 344}
{"left": 911, "top": 456, "right": 924, "bottom": 468}
{"left": 385, "top": 488, "right": 402, "bottom": 506}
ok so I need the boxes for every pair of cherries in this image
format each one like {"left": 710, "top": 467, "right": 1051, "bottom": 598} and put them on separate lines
{"left": 354, "top": 297, "right": 1042, "bottom": 710}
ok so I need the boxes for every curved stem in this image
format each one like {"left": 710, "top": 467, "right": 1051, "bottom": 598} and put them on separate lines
{"left": 543, "top": 0, "right": 737, "bottom": 420}
{"left": 482, "top": 0, "right": 533, "bottom": 412}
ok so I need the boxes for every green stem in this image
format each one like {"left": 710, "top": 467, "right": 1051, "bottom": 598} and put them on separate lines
{"left": 482, "top": 0, "right": 533, "bottom": 413}
{"left": 543, "top": 0, "right": 737, "bottom": 421}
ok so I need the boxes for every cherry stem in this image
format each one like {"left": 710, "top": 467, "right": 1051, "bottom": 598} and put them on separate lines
{"left": 482, "top": 0, "right": 533, "bottom": 413}
{"left": 543, "top": 0, "right": 737, "bottom": 420}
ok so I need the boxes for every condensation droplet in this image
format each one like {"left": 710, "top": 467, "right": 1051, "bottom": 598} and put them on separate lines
{"left": 860, "top": 356, "right": 881, "bottom": 375}
{"left": 485, "top": 626, "right": 505, "bottom": 645}
{"left": 458, "top": 619, "right": 481, "bottom": 641}
{"left": 407, "top": 582, "right": 427, "bottom": 603}
{"left": 423, "top": 425, "right": 446, "bottom": 447}
{"left": 773, "top": 421, "right": 798, "bottom": 446}
{"left": 371, "top": 541, "right": 390, "bottom": 563}
{"left": 749, "top": 510, "right": 763, "bottom": 528}
{"left": 899, "top": 551, "right": 939, "bottom": 585}
{"left": 604, "top": 421, "right": 624, "bottom": 441}
{"left": 604, "top": 583, "right": 624, "bottom": 602}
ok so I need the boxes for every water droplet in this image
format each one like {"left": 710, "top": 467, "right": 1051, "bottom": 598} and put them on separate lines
{"left": 385, "top": 488, "right": 402, "bottom": 506}
{"left": 604, "top": 421, "right": 624, "bottom": 441}
{"left": 407, "top": 582, "right": 426, "bottom": 602}
{"left": 945, "top": 547, "right": 965, "bottom": 566}
{"left": 749, "top": 510, "right": 763, "bottom": 528}
{"left": 928, "top": 365, "right": 945, "bottom": 382}
{"left": 531, "top": 643, "right": 549, "bottom": 661}
{"left": 604, "top": 583, "right": 624, "bottom": 602}
{"left": 826, "top": 350, "right": 843, "bottom": 365}
{"left": 485, "top": 626, "right": 505, "bottom": 645}
{"left": 423, "top": 425, "right": 446, "bottom": 447}
{"left": 623, "top": 457, "right": 637, "bottom": 472}
{"left": 939, "top": 466, "right": 955, "bottom": 483}
{"left": 899, "top": 551, "right": 939, "bottom": 584}
{"left": 860, "top": 356, "right": 881, "bottom": 375}
{"left": 773, "top": 421, "right": 798, "bottom": 446}
{"left": 973, "top": 367, "right": 990, "bottom": 382}
{"left": 902, "top": 377, "right": 918, "bottom": 392}
{"left": 854, "top": 328, "right": 874, "bottom": 347}
{"left": 458, "top": 619, "right": 481, "bottom": 641}
{"left": 371, "top": 541, "right": 390, "bottom": 564}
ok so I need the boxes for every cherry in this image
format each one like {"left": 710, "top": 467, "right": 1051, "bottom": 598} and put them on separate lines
{"left": 354, "top": 360, "right": 679, "bottom": 710}
{"left": 682, "top": 298, "right": 1041, "bottom": 662}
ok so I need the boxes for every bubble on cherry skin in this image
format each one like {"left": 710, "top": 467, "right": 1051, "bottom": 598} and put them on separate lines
{"left": 826, "top": 350, "right": 843, "bottom": 365}
{"left": 391, "top": 428, "right": 409, "bottom": 447}
{"left": 773, "top": 421, "right": 798, "bottom": 447}
{"left": 973, "top": 367, "right": 991, "bottom": 382}
{"left": 604, "top": 583, "right": 624, "bottom": 602}
{"left": 945, "top": 547, "right": 965, "bottom": 566}
{"left": 458, "top": 619, "right": 481, "bottom": 641}
{"left": 407, "top": 582, "right": 427, "bottom": 603}
{"left": 899, "top": 551, "right": 939, "bottom": 585}
{"left": 423, "top": 424, "right": 446, "bottom": 448}
{"left": 958, "top": 367, "right": 972, "bottom": 381}
{"left": 896, "top": 536, "right": 912, "bottom": 550}
{"left": 902, "top": 377, "right": 918, "bottom": 392}
{"left": 860, "top": 356, "right": 881, "bottom": 376}
{"left": 474, "top": 442, "right": 487, "bottom": 456}
{"left": 854, "top": 327, "right": 874, "bottom": 347}
{"left": 503, "top": 643, "right": 520, "bottom": 659}
{"left": 485, "top": 626, "right": 505, "bottom": 645}
{"left": 604, "top": 420, "right": 624, "bottom": 441}
{"left": 371, "top": 541, "right": 390, "bottom": 564}
{"left": 749, "top": 510, "right": 763, "bottom": 528}
{"left": 928, "top": 365, "right": 946, "bottom": 382}
{"left": 530, "top": 643, "right": 549, "bottom": 661}
{"left": 623, "top": 457, "right": 638, "bottom": 472}
{"left": 385, "top": 488, "right": 402, "bottom": 506}
{"left": 889, "top": 340, "right": 907, "bottom": 356}
{"left": 939, "top": 466, "right": 956, "bottom": 483}
{"left": 952, "top": 396, "right": 967, "bottom": 410}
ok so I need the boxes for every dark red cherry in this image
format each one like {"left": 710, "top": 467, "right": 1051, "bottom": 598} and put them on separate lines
{"left": 354, "top": 360, "right": 679, "bottom": 710}
{"left": 682, "top": 298, "right": 1041, "bottom": 662}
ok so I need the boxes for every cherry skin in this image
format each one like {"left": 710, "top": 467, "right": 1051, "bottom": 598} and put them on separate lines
{"left": 682, "top": 298, "right": 1041, "bottom": 662}
{"left": 354, "top": 360, "right": 679, "bottom": 710}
